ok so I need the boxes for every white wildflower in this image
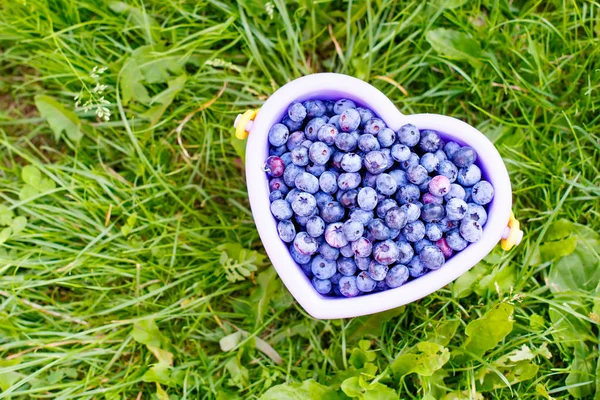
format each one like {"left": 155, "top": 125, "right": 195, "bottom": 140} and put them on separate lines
{"left": 265, "top": 2, "right": 274, "bottom": 19}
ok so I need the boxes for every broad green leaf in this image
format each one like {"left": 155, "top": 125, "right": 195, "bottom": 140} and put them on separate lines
{"left": 35, "top": 95, "right": 81, "bottom": 141}
{"left": 260, "top": 379, "right": 338, "bottom": 400}
{"left": 566, "top": 343, "right": 595, "bottom": 398}
{"left": 529, "top": 313, "right": 545, "bottom": 330}
{"left": 147, "top": 346, "right": 173, "bottom": 366}
{"left": 19, "top": 184, "right": 38, "bottom": 200}
{"left": 475, "top": 265, "right": 516, "bottom": 296}
{"left": 443, "top": 392, "right": 484, "bottom": 400}
{"left": 0, "top": 205, "right": 13, "bottom": 226}
{"left": 0, "top": 228, "right": 11, "bottom": 245}
{"left": 391, "top": 341, "right": 450, "bottom": 377}
{"left": 341, "top": 376, "right": 363, "bottom": 397}
{"left": 452, "top": 263, "right": 487, "bottom": 298}
{"left": 131, "top": 319, "right": 164, "bottom": 348}
{"left": 342, "top": 377, "right": 397, "bottom": 400}
{"left": 422, "top": 369, "right": 449, "bottom": 400}
{"left": 155, "top": 383, "right": 169, "bottom": 400}
{"left": 251, "top": 267, "right": 279, "bottom": 324}
{"left": 143, "top": 75, "right": 187, "bottom": 125}
{"left": 220, "top": 331, "right": 244, "bottom": 352}
{"left": 346, "top": 306, "right": 405, "bottom": 343}
{"left": 225, "top": 357, "right": 249, "bottom": 390}
{"left": 535, "top": 384, "right": 556, "bottom": 400}
{"left": 549, "top": 303, "right": 592, "bottom": 344}
{"left": 38, "top": 178, "right": 56, "bottom": 192}
{"left": 349, "top": 340, "right": 377, "bottom": 369}
{"left": 120, "top": 59, "right": 151, "bottom": 106}
{"left": 425, "top": 28, "right": 484, "bottom": 68}
{"left": 539, "top": 236, "right": 578, "bottom": 262}
{"left": 476, "top": 360, "right": 539, "bottom": 392}
{"left": 464, "top": 304, "right": 514, "bottom": 358}
{"left": 545, "top": 219, "right": 574, "bottom": 241}
{"left": 231, "top": 135, "right": 247, "bottom": 162}
{"left": 22, "top": 165, "right": 41, "bottom": 187}
{"left": 427, "top": 320, "right": 460, "bottom": 347}
{"left": 548, "top": 245, "right": 600, "bottom": 293}
{"left": 0, "top": 359, "right": 23, "bottom": 391}
{"left": 10, "top": 216, "right": 26, "bottom": 234}
{"left": 142, "top": 362, "right": 172, "bottom": 385}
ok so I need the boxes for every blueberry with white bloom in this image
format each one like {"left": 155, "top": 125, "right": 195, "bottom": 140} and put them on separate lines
{"left": 429, "top": 175, "right": 451, "bottom": 197}
{"left": 362, "top": 172, "right": 378, "bottom": 188}
{"left": 403, "top": 220, "right": 426, "bottom": 242}
{"left": 396, "top": 240, "right": 414, "bottom": 264}
{"left": 452, "top": 146, "right": 477, "bottom": 167}
{"left": 308, "top": 142, "right": 332, "bottom": 166}
{"left": 269, "top": 178, "right": 288, "bottom": 195}
{"left": 364, "top": 118, "right": 386, "bottom": 135}
{"left": 364, "top": 151, "right": 388, "bottom": 174}
{"left": 457, "top": 164, "right": 481, "bottom": 186}
{"left": 414, "top": 238, "right": 433, "bottom": 253}
{"left": 318, "top": 242, "right": 340, "bottom": 260}
{"left": 438, "top": 217, "right": 459, "bottom": 233}
{"left": 291, "top": 146, "right": 309, "bottom": 166}
{"left": 339, "top": 189, "right": 359, "bottom": 209}
{"left": 295, "top": 172, "right": 319, "bottom": 194}
{"left": 385, "top": 265, "right": 409, "bottom": 288}
{"left": 420, "top": 153, "right": 439, "bottom": 173}
{"left": 397, "top": 124, "right": 420, "bottom": 147}
{"left": 356, "top": 107, "right": 375, "bottom": 126}
{"left": 460, "top": 219, "right": 483, "bottom": 243}
{"left": 421, "top": 203, "right": 445, "bottom": 223}
{"left": 280, "top": 152, "right": 293, "bottom": 166}
{"left": 288, "top": 102, "right": 307, "bottom": 122}
{"left": 306, "top": 162, "right": 325, "bottom": 177}
{"left": 333, "top": 99, "right": 356, "bottom": 114}
{"left": 303, "top": 100, "right": 327, "bottom": 118}
{"left": 270, "top": 144, "right": 287, "bottom": 156}
{"left": 466, "top": 203, "right": 488, "bottom": 225}
{"left": 444, "top": 141, "right": 461, "bottom": 158}
{"left": 378, "top": 128, "right": 396, "bottom": 147}
{"left": 406, "top": 165, "right": 428, "bottom": 185}
{"left": 290, "top": 246, "right": 312, "bottom": 264}
{"left": 283, "top": 164, "right": 304, "bottom": 187}
{"left": 408, "top": 256, "right": 427, "bottom": 278}
{"left": 287, "top": 130, "right": 305, "bottom": 151}
{"left": 358, "top": 187, "right": 378, "bottom": 210}
{"left": 268, "top": 123, "right": 289, "bottom": 146}
{"left": 269, "top": 190, "right": 283, "bottom": 202}
{"left": 425, "top": 223, "right": 443, "bottom": 241}
{"left": 419, "top": 245, "right": 445, "bottom": 270}
{"left": 471, "top": 180, "right": 494, "bottom": 205}
{"left": 343, "top": 219, "right": 364, "bottom": 242}
{"left": 422, "top": 193, "right": 443, "bottom": 205}
{"left": 437, "top": 160, "right": 458, "bottom": 182}
{"left": 331, "top": 151, "right": 344, "bottom": 169}
{"left": 339, "top": 108, "right": 361, "bottom": 132}
{"left": 388, "top": 169, "right": 408, "bottom": 186}
{"left": 419, "top": 130, "right": 441, "bottom": 152}
{"left": 337, "top": 257, "right": 358, "bottom": 276}
{"left": 444, "top": 183, "right": 466, "bottom": 201}
{"left": 354, "top": 256, "right": 370, "bottom": 271}
{"left": 396, "top": 184, "right": 421, "bottom": 204}
{"left": 295, "top": 207, "right": 317, "bottom": 226}
{"left": 271, "top": 199, "right": 293, "bottom": 220}
{"left": 368, "top": 261, "right": 389, "bottom": 281}
{"left": 324, "top": 222, "right": 348, "bottom": 248}
{"left": 368, "top": 218, "right": 391, "bottom": 241}
{"left": 434, "top": 149, "right": 447, "bottom": 161}
{"left": 328, "top": 114, "right": 341, "bottom": 130}
{"left": 358, "top": 134, "right": 381, "bottom": 152}
{"left": 312, "top": 277, "right": 331, "bottom": 294}
{"left": 391, "top": 144, "right": 411, "bottom": 163}
{"left": 356, "top": 271, "right": 377, "bottom": 292}
{"left": 376, "top": 173, "right": 397, "bottom": 195}
{"left": 282, "top": 115, "right": 303, "bottom": 132}
{"left": 400, "top": 203, "right": 421, "bottom": 222}
{"left": 446, "top": 229, "right": 468, "bottom": 251}
{"left": 373, "top": 239, "right": 400, "bottom": 265}
{"left": 320, "top": 201, "right": 345, "bottom": 223}
{"left": 376, "top": 198, "right": 398, "bottom": 218}
{"left": 419, "top": 176, "right": 432, "bottom": 193}
{"left": 304, "top": 117, "right": 327, "bottom": 140}
{"left": 339, "top": 276, "right": 360, "bottom": 297}
{"left": 311, "top": 255, "right": 337, "bottom": 279}
{"left": 335, "top": 132, "right": 358, "bottom": 152}
{"left": 446, "top": 198, "right": 468, "bottom": 221}
{"left": 294, "top": 232, "right": 318, "bottom": 255}
{"left": 277, "top": 220, "right": 296, "bottom": 243}
{"left": 385, "top": 207, "right": 408, "bottom": 229}
{"left": 314, "top": 191, "right": 334, "bottom": 207}
{"left": 318, "top": 171, "right": 338, "bottom": 194}
{"left": 340, "top": 243, "right": 355, "bottom": 258}
{"left": 306, "top": 215, "right": 325, "bottom": 237}
{"left": 316, "top": 124, "right": 338, "bottom": 145}
{"left": 400, "top": 153, "right": 420, "bottom": 170}
{"left": 337, "top": 172, "right": 361, "bottom": 191}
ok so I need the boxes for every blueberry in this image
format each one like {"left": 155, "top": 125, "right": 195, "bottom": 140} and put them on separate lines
{"left": 414, "top": 238, "right": 433, "bottom": 253}
{"left": 419, "top": 130, "right": 441, "bottom": 152}
{"left": 466, "top": 203, "right": 488, "bottom": 225}
{"left": 277, "top": 220, "right": 296, "bottom": 243}
{"left": 339, "top": 189, "right": 358, "bottom": 208}
{"left": 437, "top": 160, "right": 458, "bottom": 182}
{"left": 316, "top": 124, "right": 339, "bottom": 145}
{"left": 378, "top": 128, "right": 396, "bottom": 147}
{"left": 400, "top": 203, "right": 421, "bottom": 222}
{"left": 388, "top": 169, "right": 408, "bottom": 186}
{"left": 312, "top": 277, "right": 332, "bottom": 294}
{"left": 460, "top": 219, "right": 483, "bottom": 243}
{"left": 364, "top": 151, "right": 388, "bottom": 174}
{"left": 362, "top": 172, "right": 378, "bottom": 188}
{"left": 285, "top": 188, "right": 301, "bottom": 204}
{"left": 358, "top": 187, "right": 378, "bottom": 210}
{"left": 389, "top": 228, "right": 401, "bottom": 240}
{"left": 324, "top": 222, "right": 348, "bottom": 248}
{"left": 375, "top": 280, "right": 389, "bottom": 292}
{"left": 288, "top": 102, "right": 307, "bottom": 122}
{"left": 419, "top": 245, "right": 445, "bottom": 270}
{"left": 269, "top": 190, "right": 283, "bottom": 202}
{"left": 385, "top": 265, "right": 409, "bottom": 288}
{"left": 264, "top": 156, "right": 285, "bottom": 177}
{"left": 343, "top": 219, "right": 364, "bottom": 241}
{"left": 373, "top": 239, "right": 400, "bottom": 265}
{"left": 300, "top": 140, "right": 313, "bottom": 149}
{"left": 308, "top": 142, "right": 332, "bottom": 165}
{"left": 436, "top": 237, "right": 453, "bottom": 259}
{"left": 444, "top": 183, "right": 466, "bottom": 201}
{"left": 446, "top": 229, "right": 468, "bottom": 251}
{"left": 385, "top": 207, "right": 408, "bottom": 229}
{"left": 300, "top": 262, "right": 313, "bottom": 277}
{"left": 428, "top": 175, "right": 451, "bottom": 197}
{"left": 376, "top": 198, "right": 398, "bottom": 218}
{"left": 421, "top": 203, "right": 445, "bottom": 223}
{"left": 358, "top": 134, "right": 381, "bottom": 152}
{"left": 311, "top": 255, "right": 337, "bottom": 279}
{"left": 355, "top": 256, "right": 371, "bottom": 270}
{"left": 408, "top": 256, "right": 427, "bottom": 278}
{"left": 396, "top": 240, "right": 414, "bottom": 264}
{"left": 303, "top": 100, "right": 327, "bottom": 118}
{"left": 287, "top": 130, "right": 305, "bottom": 151}
{"left": 401, "top": 153, "right": 420, "bottom": 170}
{"left": 318, "top": 171, "right": 338, "bottom": 194}
{"left": 336, "top": 172, "right": 360, "bottom": 191}
{"left": 320, "top": 201, "right": 345, "bottom": 223}
{"left": 364, "top": 118, "right": 386, "bottom": 135}
{"left": 457, "top": 164, "right": 481, "bottom": 186}
{"left": 438, "top": 217, "right": 459, "bottom": 233}
{"left": 314, "top": 191, "right": 334, "bottom": 207}
{"left": 444, "top": 141, "right": 461, "bottom": 158}
{"left": 403, "top": 220, "right": 426, "bottom": 242}
{"left": 269, "top": 178, "right": 289, "bottom": 195}
{"left": 331, "top": 151, "right": 344, "bottom": 169}
{"left": 396, "top": 184, "right": 420, "bottom": 204}
{"left": 406, "top": 165, "right": 428, "bottom": 185}
{"left": 337, "top": 257, "right": 358, "bottom": 276}
{"left": 318, "top": 242, "right": 340, "bottom": 260}
{"left": 291, "top": 146, "right": 309, "bottom": 166}
{"left": 368, "top": 261, "right": 388, "bottom": 281}
{"left": 446, "top": 198, "right": 468, "bottom": 221}
{"left": 471, "top": 180, "right": 494, "bottom": 205}
{"left": 282, "top": 115, "right": 303, "bottom": 132}
{"left": 290, "top": 246, "right": 312, "bottom": 264}
{"left": 368, "top": 218, "right": 391, "bottom": 240}
{"left": 397, "top": 124, "right": 420, "bottom": 147}
{"left": 283, "top": 164, "right": 304, "bottom": 187}
{"left": 338, "top": 155, "right": 361, "bottom": 175}
{"left": 419, "top": 176, "right": 432, "bottom": 193}
{"left": 306, "top": 162, "right": 326, "bottom": 177}
{"left": 356, "top": 107, "right": 375, "bottom": 126}
{"left": 376, "top": 173, "right": 397, "bottom": 196}
{"left": 271, "top": 199, "right": 293, "bottom": 220}
{"left": 452, "top": 146, "right": 477, "bottom": 167}
{"left": 294, "top": 232, "right": 318, "bottom": 255}
{"left": 434, "top": 149, "right": 447, "bottom": 161}
{"left": 304, "top": 117, "right": 327, "bottom": 140}
{"left": 349, "top": 209, "right": 374, "bottom": 225}
{"left": 335, "top": 132, "right": 358, "bottom": 152}
{"left": 268, "top": 123, "right": 290, "bottom": 147}
{"left": 295, "top": 208, "right": 318, "bottom": 226}
{"left": 333, "top": 99, "right": 356, "bottom": 114}
{"left": 270, "top": 144, "right": 287, "bottom": 156}
{"left": 339, "top": 108, "right": 361, "bottom": 132}
{"left": 328, "top": 114, "right": 341, "bottom": 130}
{"left": 339, "top": 276, "right": 360, "bottom": 297}
{"left": 294, "top": 172, "right": 319, "bottom": 194}
{"left": 340, "top": 243, "right": 355, "bottom": 258}
{"left": 425, "top": 223, "right": 443, "bottom": 241}
{"left": 422, "top": 193, "right": 443, "bottom": 205}
{"left": 356, "top": 271, "right": 377, "bottom": 292}
{"left": 306, "top": 216, "right": 325, "bottom": 237}
{"left": 391, "top": 144, "right": 411, "bottom": 162}
{"left": 280, "top": 152, "right": 293, "bottom": 166}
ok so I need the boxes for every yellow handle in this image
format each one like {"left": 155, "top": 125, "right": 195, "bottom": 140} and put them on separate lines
{"left": 501, "top": 211, "right": 523, "bottom": 251}
{"left": 235, "top": 109, "right": 259, "bottom": 140}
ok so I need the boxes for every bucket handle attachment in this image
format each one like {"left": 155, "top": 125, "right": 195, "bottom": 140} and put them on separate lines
{"left": 234, "top": 109, "right": 259, "bottom": 140}
{"left": 501, "top": 211, "right": 523, "bottom": 251}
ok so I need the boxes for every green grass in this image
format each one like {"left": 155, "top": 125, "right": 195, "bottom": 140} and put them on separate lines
{"left": 0, "top": 0, "right": 599, "bottom": 399}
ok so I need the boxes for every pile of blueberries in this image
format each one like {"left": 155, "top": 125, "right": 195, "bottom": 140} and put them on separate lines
{"left": 264, "top": 99, "right": 494, "bottom": 297}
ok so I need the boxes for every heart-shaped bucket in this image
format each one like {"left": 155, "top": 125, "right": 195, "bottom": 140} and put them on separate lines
{"left": 236, "top": 73, "right": 523, "bottom": 319}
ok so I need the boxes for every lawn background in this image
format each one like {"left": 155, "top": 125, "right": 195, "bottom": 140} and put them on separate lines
{"left": 0, "top": 0, "right": 599, "bottom": 399}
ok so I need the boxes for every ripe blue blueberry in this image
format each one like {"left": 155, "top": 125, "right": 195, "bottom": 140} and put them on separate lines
{"left": 277, "top": 220, "right": 296, "bottom": 243}
{"left": 446, "top": 229, "right": 468, "bottom": 251}
{"left": 471, "top": 180, "right": 494, "bottom": 205}
{"left": 300, "top": 139, "right": 313, "bottom": 148}
{"left": 364, "top": 118, "right": 386, "bottom": 135}
{"left": 333, "top": 99, "right": 356, "bottom": 114}
{"left": 355, "top": 256, "right": 370, "bottom": 270}
{"left": 466, "top": 203, "right": 488, "bottom": 225}
{"left": 446, "top": 198, "right": 468, "bottom": 221}
{"left": 269, "top": 190, "right": 283, "bottom": 202}
{"left": 356, "top": 271, "right": 377, "bottom": 292}
{"left": 295, "top": 207, "right": 318, "bottom": 226}
{"left": 414, "top": 238, "right": 433, "bottom": 253}
{"left": 376, "top": 173, "right": 398, "bottom": 195}
{"left": 368, "top": 218, "right": 391, "bottom": 241}
{"left": 294, "top": 172, "right": 319, "bottom": 194}
{"left": 358, "top": 187, "right": 378, "bottom": 210}
{"left": 419, "top": 245, "right": 445, "bottom": 270}
{"left": 282, "top": 115, "right": 303, "bottom": 132}
{"left": 373, "top": 239, "right": 400, "bottom": 265}
{"left": 364, "top": 151, "right": 388, "bottom": 174}
{"left": 368, "top": 261, "right": 389, "bottom": 281}
{"left": 324, "top": 222, "right": 349, "bottom": 248}
{"left": 283, "top": 164, "right": 304, "bottom": 187}
{"left": 382, "top": 148, "right": 395, "bottom": 170}
{"left": 286, "top": 130, "right": 305, "bottom": 151}
{"left": 388, "top": 169, "right": 408, "bottom": 186}
{"left": 304, "top": 117, "right": 327, "bottom": 140}
{"left": 408, "top": 256, "right": 427, "bottom": 278}
{"left": 303, "top": 100, "right": 327, "bottom": 118}
{"left": 306, "top": 162, "right": 326, "bottom": 177}
{"left": 444, "top": 183, "right": 466, "bottom": 201}
{"left": 437, "top": 160, "right": 457, "bottom": 183}
{"left": 420, "top": 153, "right": 439, "bottom": 173}
{"left": 320, "top": 201, "right": 345, "bottom": 223}
{"left": 457, "top": 164, "right": 481, "bottom": 186}
{"left": 271, "top": 199, "right": 293, "bottom": 220}
{"left": 270, "top": 144, "right": 287, "bottom": 156}
{"left": 285, "top": 188, "right": 301, "bottom": 204}
{"left": 268, "top": 123, "right": 289, "bottom": 147}
{"left": 314, "top": 191, "right": 334, "bottom": 207}
{"left": 400, "top": 203, "right": 421, "bottom": 222}
{"left": 311, "top": 255, "right": 337, "bottom": 279}
{"left": 339, "top": 108, "right": 361, "bottom": 132}
{"left": 343, "top": 219, "right": 364, "bottom": 241}
{"left": 391, "top": 144, "right": 411, "bottom": 163}
{"left": 350, "top": 209, "right": 374, "bottom": 225}
{"left": 293, "top": 232, "right": 318, "bottom": 255}
{"left": 425, "top": 223, "right": 443, "bottom": 241}
{"left": 306, "top": 215, "right": 325, "bottom": 237}
{"left": 401, "top": 153, "right": 420, "bottom": 171}
{"left": 318, "top": 242, "right": 340, "bottom": 261}
{"left": 340, "top": 243, "right": 355, "bottom": 258}
{"left": 378, "top": 128, "right": 396, "bottom": 147}
{"left": 300, "top": 262, "right": 312, "bottom": 277}
{"left": 396, "top": 184, "right": 421, "bottom": 205}
{"left": 316, "top": 124, "right": 338, "bottom": 145}
{"left": 460, "top": 219, "right": 483, "bottom": 243}
{"left": 389, "top": 228, "right": 401, "bottom": 240}
{"left": 429, "top": 175, "right": 451, "bottom": 197}
{"left": 358, "top": 134, "right": 381, "bottom": 152}
{"left": 362, "top": 172, "right": 378, "bottom": 188}
{"left": 339, "top": 189, "right": 359, "bottom": 208}
{"left": 335, "top": 132, "right": 358, "bottom": 152}
{"left": 356, "top": 107, "right": 375, "bottom": 126}
{"left": 403, "top": 220, "right": 426, "bottom": 242}
{"left": 328, "top": 114, "right": 341, "bottom": 130}
{"left": 288, "top": 102, "right": 307, "bottom": 122}
{"left": 452, "top": 146, "right": 477, "bottom": 167}
{"left": 337, "top": 172, "right": 361, "bottom": 191}
{"left": 375, "top": 280, "right": 389, "bottom": 292}
{"left": 406, "top": 165, "right": 428, "bottom": 185}
{"left": 312, "top": 277, "right": 332, "bottom": 294}
{"left": 319, "top": 171, "right": 339, "bottom": 194}
{"left": 339, "top": 276, "right": 360, "bottom": 297}
{"left": 396, "top": 240, "right": 414, "bottom": 264}
{"left": 340, "top": 153, "right": 362, "bottom": 173}
{"left": 421, "top": 203, "right": 445, "bottom": 223}
{"left": 290, "top": 246, "right": 312, "bottom": 264}
{"left": 280, "top": 152, "right": 293, "bottom": 166}
{"left": 264, "top": 156, "right": 285, "bottom": 177}
{"left": 435, "top": 149, "right": 447, "bottom": 161}
{"left": 444, "top": 141, "right": 461, "bottom": 158}
{"left": 385, "top": 265, "right": 409, "bottom": 288}
{"left": 291, "top": 146, "right": 309, "bottom": 166}
{"left": 337, "top": 257, "right": 358, "bottom": 276}
{"left": 269, "top": 178, "right": 289, "bottom": 195}
{"left": 376, "top": 198, "right": 398, "bottom": 218}
{"left": 419, "top": 130, "right": 441, "bottom": 152}
{"left": 385, "top": 207, "right": 408, "bottom": 229}
{"left": 308, "top": 142, "right": 332, "bottom": 165}
{"left": 438, "top": 217, "right": 459, "bottom": 233}
{"left": 397, "top": 124, "right": 420, "bottom": 147}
